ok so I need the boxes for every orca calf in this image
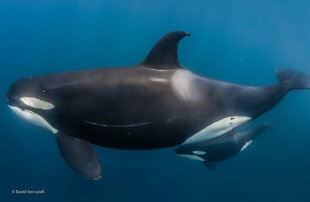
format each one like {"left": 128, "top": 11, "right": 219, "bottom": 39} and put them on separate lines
{"left": 5, "top": 31, "right": 310, "bottom": 180}
{"left": 175, "top": 123, "right": 273, "bottom": 170}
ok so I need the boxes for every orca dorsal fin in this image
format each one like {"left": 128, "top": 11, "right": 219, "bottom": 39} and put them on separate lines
{"left": 140, "top": 31, "right": 190, "bottom": 70}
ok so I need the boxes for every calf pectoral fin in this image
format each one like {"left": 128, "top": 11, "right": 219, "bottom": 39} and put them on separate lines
{"left": 203, "top": 161, "right": 216, "bottom": 171}
{"left": 55, "top": 132, "right": 102, "bottom": 180}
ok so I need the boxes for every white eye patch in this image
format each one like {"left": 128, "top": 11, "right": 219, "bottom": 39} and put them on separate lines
{"left": 193, "top": 151, "right": 206, "bottom": 155}
{"left": 20, "top": 97, "right": 54, "bottom": 110}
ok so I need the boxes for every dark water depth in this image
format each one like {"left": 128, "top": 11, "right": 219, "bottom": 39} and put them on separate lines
{"left": 1, "top": 1, "right": 310, "bottom": 201}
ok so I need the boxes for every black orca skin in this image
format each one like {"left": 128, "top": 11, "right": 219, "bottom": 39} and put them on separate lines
{"left": 6, "top": 31, "right": 310, "bottom": 150}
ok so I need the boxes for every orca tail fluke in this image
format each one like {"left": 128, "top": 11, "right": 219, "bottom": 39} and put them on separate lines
{"left": 276, "top": 68, "right": 310, "bottom": 90}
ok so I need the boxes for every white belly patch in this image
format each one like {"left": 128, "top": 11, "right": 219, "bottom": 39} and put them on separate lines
{"left": 20, "top": 97, "right": 54, "bottom": 110}
{"left": 178, "top": 154, "right": 205, "bottom": 161}
{"left": 240, "top": 140, "right": 253, "bottom": 152}
{"left": 9, "top": 105, "right": 58, "bottom": 134}
{"left": 183, "top": 116, "right": 251, "bottom": 145}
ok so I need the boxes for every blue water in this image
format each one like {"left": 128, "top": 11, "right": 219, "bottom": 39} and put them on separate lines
{"left": 1, "top": 0, "right": 310, "bottom": 201}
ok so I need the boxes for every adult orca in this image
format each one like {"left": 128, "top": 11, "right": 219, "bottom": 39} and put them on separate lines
{"left": 5, "top": 31, "right": 310, "bottom": 180}
{"left": 175, "top": 123, "right": 273, "bottom": 170}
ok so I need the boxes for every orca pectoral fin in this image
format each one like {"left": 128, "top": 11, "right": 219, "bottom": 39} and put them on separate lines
{"left": 55, "top": 132, "right": 102, "bottom": 180}
{"left": 203, "top": 161, "right": 216, "bottom": 171}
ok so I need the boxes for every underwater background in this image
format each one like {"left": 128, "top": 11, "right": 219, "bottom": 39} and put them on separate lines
{"left": 1, "top": 0, "right": 310, "bottom": 201}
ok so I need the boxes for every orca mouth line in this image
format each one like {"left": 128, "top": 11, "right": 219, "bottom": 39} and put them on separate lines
{"left": 84, "top": 121, "right": 152, "bottom": 128}
{"left": 8, "top": 105, "right": 58, "bottom": 134}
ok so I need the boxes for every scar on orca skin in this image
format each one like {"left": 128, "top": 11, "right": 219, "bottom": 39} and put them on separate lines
{"left": 84, "top": 121, "right": 152, "bottom": 128}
